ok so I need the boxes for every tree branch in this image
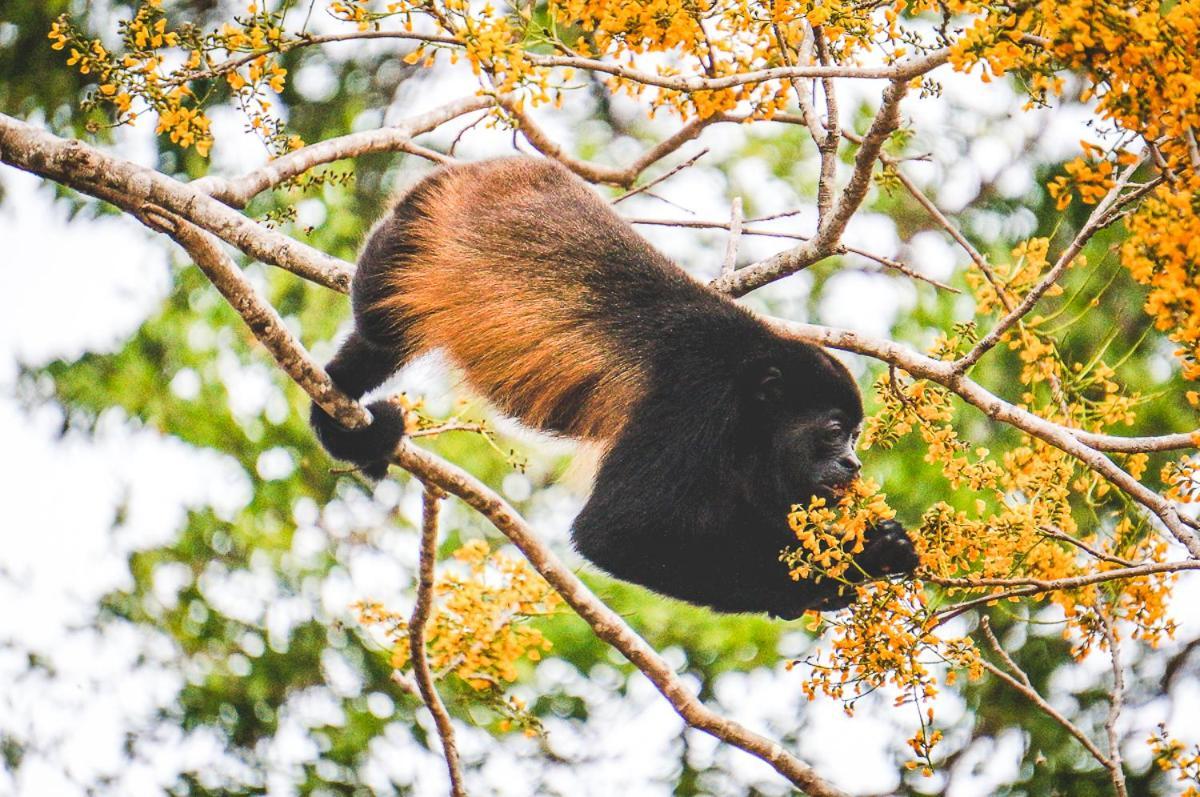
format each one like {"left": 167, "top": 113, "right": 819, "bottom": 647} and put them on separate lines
{"left": 141, "top": 209, "right": 371, "bottom": 429}
{"left": 408, "top": 488, "right": 468, "bottom": 797}
{"left": 192, "top": 96, "right": 496, "bottom": 206}
{"left": 0, "top": 113, "right": 354, "bottom": 292}
{"left": 524, "top": 48, "right": 950, "bottom": 93}
{"left": 1099, "top": 612, "right": 1129, "bottom": 797}
{"left": 977, "top": 618, "right": 1115, "bottom": 771}
{"left": 713, "top": 77, "right": 910, "bottom": 297}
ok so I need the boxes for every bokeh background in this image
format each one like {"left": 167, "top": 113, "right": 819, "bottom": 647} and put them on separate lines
{"left": 3, "top": 2, "right": 1200, "bottom": 795}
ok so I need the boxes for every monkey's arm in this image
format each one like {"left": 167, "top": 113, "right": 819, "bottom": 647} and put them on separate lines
{"left": 310, "top": 331, "right": 409, "bottom": 479}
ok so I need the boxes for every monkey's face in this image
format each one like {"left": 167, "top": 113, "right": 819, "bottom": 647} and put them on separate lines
{"left": 740, "top": 361, "right": 864, "bottom": 517}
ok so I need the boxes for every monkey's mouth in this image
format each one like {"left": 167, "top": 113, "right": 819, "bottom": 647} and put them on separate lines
{"left": 819, "top": 478, "right": 854, "bottom": 499}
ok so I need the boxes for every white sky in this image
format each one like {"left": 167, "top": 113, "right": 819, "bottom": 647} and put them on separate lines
{"left": 2, "top": 33, "right": 1199, "bottom": 797}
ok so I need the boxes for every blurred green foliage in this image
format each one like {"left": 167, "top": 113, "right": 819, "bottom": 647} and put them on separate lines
{"left": 2, "top": 2, "right": 1196, "bottom": 794}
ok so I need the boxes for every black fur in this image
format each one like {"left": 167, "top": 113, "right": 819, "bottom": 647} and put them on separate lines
{"left": 310, "top": 157, "right": 918, "bottom": 616}
{"left": 571, "top": 297, "right": 915, "bottom": 618}
{"left": 309, "top": 332, "right": 410, "bottom": 478}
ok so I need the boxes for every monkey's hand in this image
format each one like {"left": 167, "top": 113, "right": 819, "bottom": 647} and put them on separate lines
{"left": 796, "top": 521, "right": 920, "bottom": 615}
{"left": 310, "top": 399, "right": 408, "bottom": 480}
{"left": 855, "top": 519, "right": 920, "bottom": 577}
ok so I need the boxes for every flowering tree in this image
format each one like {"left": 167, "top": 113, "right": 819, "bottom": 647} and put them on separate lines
{"left": 3, "top": 0, "right": 1200, "bottom": 794}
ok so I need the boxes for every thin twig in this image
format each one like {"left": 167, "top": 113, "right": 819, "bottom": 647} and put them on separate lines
{"left": 409, "top": 488, "right": 468, "bottom": 797}
{"left": 1039, "top": 526, "right": 1139, "bottom": 569}
{"left": 612, "top": 149, "right": 709, "bottom": 204}
{"left": 1100, "top": 612, "right": 1129, "bottom": 797}
{"left": 979, "top": 617, "right": 1031, "bottom": 688}
{"left": 720, "top": 196, "right": 743, "bottom": 277}
{"left": 630, "top": 216, "right": 957, "bottom": 291}
{"left": 977, "top": 619, "right": 1114, "bottom": 770}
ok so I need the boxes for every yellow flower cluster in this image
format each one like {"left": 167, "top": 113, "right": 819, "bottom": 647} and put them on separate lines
{"left": 946, "top": 0, "right": 1200, "bottom": 380}
{"left": 50, "top": 1, "right": 301, "bottom": 157}
{"left": 1122, "top": 179, "right": 1200, "bottom": 379}
{"left": 785, "top": 478, "right": 896, "bottom": 583}
{"left": 1150, "top": 725, "right": 1200, "bottom": 797}
{"left": 357, "top": 540, "right": 561, "bottom": 692}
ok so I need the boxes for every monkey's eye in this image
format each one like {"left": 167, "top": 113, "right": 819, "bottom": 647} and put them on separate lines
{"left": 821, "top": 425, "right": 844, "bottom": 446}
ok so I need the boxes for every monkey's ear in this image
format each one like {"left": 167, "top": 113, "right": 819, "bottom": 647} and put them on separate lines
{"left": 750, "top": 364, "right": 785, "bottom": 404}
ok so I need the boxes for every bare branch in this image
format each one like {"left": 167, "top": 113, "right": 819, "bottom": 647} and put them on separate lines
{"left": 612, "top": 148, "right": 708, "bottom": 204}
{"left": 630, "top": 215, "right": 957, "bottom": 292}
{"left": 977, "top": 618, "right": 1114, "bottom": 769}
{"left": 0, "top": 113, "right": 354, "bottom": 292}
{"left": 1039, "top": 526, "right": 1139, "bottom": 569}
{"left": 813, "top": 27, "right": 841, "bottom": 224}
{"left": 721, "top": 196, "right": 743, "bottom": 277}
{"left": 868, "top": 150, "right": 1008, "bottom": 307}
{"left": 714, "top": 78, "right": 910, "bottom": 297}
{"left": 506, "top": 101, "right": 713, "bottom": 187}
{"left": 1100, "top": 612, "right": 1129, "bottom": 797}
{"left": 192, "top": 96, "right": 496, "bottom": 206}
{"left": 1068, "top": 429, "right": 1200, "bottom": 453}
{"left": 408, "top": 488, "right": 468, "bottom": 797}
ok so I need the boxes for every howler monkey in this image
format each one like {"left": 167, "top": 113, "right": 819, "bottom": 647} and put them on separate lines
{"left": 311, "top": 156, "right": 918, "bottom": 618}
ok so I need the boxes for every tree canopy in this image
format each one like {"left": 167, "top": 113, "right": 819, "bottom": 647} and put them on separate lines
{"left": 2, "top": 0, "right": 1200, "bottom": 794}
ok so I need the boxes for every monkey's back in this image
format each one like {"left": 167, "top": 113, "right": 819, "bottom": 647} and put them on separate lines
{"left": 353, "top": 157, "right": 760, "bottom": 441}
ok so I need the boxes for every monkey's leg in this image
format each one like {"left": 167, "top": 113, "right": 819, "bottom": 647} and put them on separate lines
{"left": 310, "top": 330, "right": 411, "bottom": 478}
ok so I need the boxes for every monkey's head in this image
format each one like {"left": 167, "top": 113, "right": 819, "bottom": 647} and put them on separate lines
{"left": 736, "top": 343, "right": 864, "bottom": 518}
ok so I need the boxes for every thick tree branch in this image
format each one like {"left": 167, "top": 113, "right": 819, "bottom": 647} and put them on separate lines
{"left": 142, "top": 209, "right": 371, "bottom": 429}
{"left": 0, "top": 113, "right": 354, "bottom": 292}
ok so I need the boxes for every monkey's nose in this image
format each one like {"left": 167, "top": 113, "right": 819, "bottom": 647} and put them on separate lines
{"left": 840, "top": 454, "right": 862, "bottom": 475}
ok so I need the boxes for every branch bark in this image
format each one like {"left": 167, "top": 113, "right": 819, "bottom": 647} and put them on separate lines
{"left": 409, "top": 488, "right": 469, "bottom": 797}
{"left": 0, "top": 113, "right": 354, "bottom": 292}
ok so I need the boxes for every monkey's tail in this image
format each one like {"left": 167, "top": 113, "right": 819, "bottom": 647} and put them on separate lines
{"left": 310, "top": 331, "right": 409, "bottom": 479}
